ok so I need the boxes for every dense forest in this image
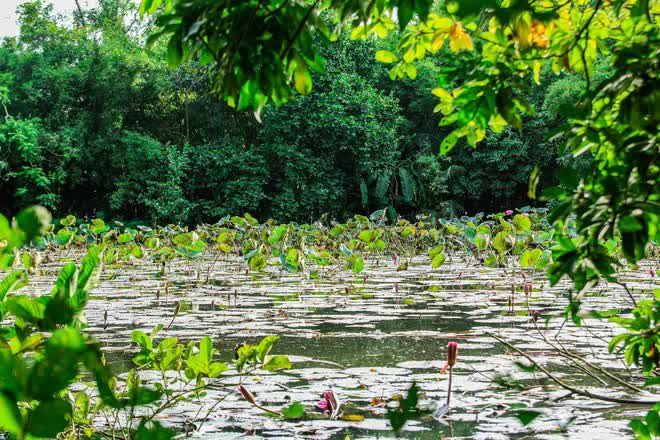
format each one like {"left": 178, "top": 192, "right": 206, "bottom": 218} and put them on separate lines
{"left": 0, "top": 0, "right": 600, "bottom": 224}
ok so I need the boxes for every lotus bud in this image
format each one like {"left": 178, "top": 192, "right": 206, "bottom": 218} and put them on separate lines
{"left": 317, "top": 390, "right": 338, "bottom": 416}
{"left": 237, "top": 384, "right": 256, "bottom": 405}
{"left": 324, "top": 390, "right": 338, "bottom": 413}
{"left": 447, "top": 341, "right": 458, "bottom": 367}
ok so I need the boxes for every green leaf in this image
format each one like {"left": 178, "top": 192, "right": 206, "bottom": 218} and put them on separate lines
{"left": 26, "top": 398, "right": 72, "bottom": 437}
{"left": 209, "top": 362, "right": 228, "bottom": 377}
{"left": 514, "top": 360, "right": 538, "bottom": 373}
{"left": 262, "top": 355, "right": 292, "bottom": 371}
{"left": 117, "top": 232, "right": 134, "bottom": 243}
{"left": 399, "top": 167, "right": 414, "bottom": 204}
{"left": 135, "top": 420, "right": 175, "bottom": 440}
{"left": 131, "top": 330, "right": 153, "bottom": 351}
{"left": 440, "top": 131, "right": 458, "bottom": 155}
{"left": 631, "top": 418, "right": 651, "bottom": 439}
{"left": 0, "top": 392, "right": 21, "bottom": 434}
{"left": 256, "top": 335, "right": 279, "bottom": 362}
{"left": 15, "top": 206, "right": 51, "bottom": 243}
{"left": 294, "top": 64, "right": 312, "bottom": 95}
{"left": 60, "top": 214, "right": 76, "bottom": 227}
{"left": 474, "top": 233, "right": 489, "bottom": 250}
{"left": 431, "top": 252, "right": 446, "bottom": 268}
{"left": 514, "top": 409, "right": 541, "bottom": 426}
{"left": 375, "top": 50, "right": 398, "bottom": 63}
{"left": 386, "top": 382, "right": 420, "bottom": 432}
{"left": 520, "top": 248, "right": 542, "bottom": 268}
{"left": 352, "top": 255, "right": 364, "bottom": 273}
{"left": 360, "top": 179, "right": 368, "bottom": 208}
{"left": 619, "top": 215, "right": 643, "bottom": 232}
{"left": 528, "top": 166, "right": 541, "bottom": 199}
{"left": 0, "top": 270, "right": 28, "bottom": 302}
{"left": 282, "top": 402, "right": 305, "bottom": 419}
{"left": 428, "top": 245, "right": 444, "bottom": 258}
{"left": 269, "top": 224, "right": 287, "bottom": 244}
{"left": 199, "top": 336, "right": 213, "bottom": 364}
{"left": 167, "top": 33, "right": 183, "bottom": 69}
{"left": 493, "top": 231, "right": 515, "bottom": 253}
{"left": 358, "top": 230, "right": 374, "bottom": 243}
{"left": 513, "top": 214, "right": 531, "bottom": 233}
{"left": 397, "top": 1, "right": 413, "bottom": 29}
{"left": 375, "top": 174, "right": 391, "bottom": 203}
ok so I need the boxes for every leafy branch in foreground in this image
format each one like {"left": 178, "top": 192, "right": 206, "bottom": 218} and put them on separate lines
{"left": 0, "top": 207, "right": 294, "bottom": 439}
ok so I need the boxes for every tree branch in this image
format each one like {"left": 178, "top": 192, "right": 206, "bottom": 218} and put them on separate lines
{"left": 487, "top": 332, "right": 659, "bottom": 405}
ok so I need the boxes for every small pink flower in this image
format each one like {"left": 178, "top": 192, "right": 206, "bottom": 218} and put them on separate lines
{"left": 505, "top": 210, "right": 514, "bottom": 216}
{"left": 317, "top": 391, "right": 338, "bottom": 416}
{"left": 522, "top": 213, "right": 529, "bottom": 217}
{"left": 316, "top": 399, "right": 328, "bottom": 413}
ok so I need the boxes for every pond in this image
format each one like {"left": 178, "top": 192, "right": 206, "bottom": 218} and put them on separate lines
{"left": 21, "top": 252, "right": 658, "bottom": 439}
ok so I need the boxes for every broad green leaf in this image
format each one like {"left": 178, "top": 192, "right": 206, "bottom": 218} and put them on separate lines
{"left": 294, "top": 64, "right": 312, "bottom": 95}
{"left": 513, "top": 214, "right": 531, "bottom": 233}
{"left": 375, "top": 50, "right": 398, "bottom": 63}
{"left": 352, "top": 255, "right": 364, "bottom": 273}
{"left": 282, "top": 402, "right": 305, "bottom": 419}
{"left": 257, "top": 335, "right": 280, "bottom": 362}
{"left": 0, "top": 392, "right": 21, "bottom": 434}
{"left": 431, "top": 252, "right": 446, "bottom": 268}
{"left": 262, "top": 355, "right": 292, "bottom": 371}
{"left": 26, "top": 399, "right": 72, "bottom": 438}
{"left": 0, "top": 270, "right": 28, "bottom": 302}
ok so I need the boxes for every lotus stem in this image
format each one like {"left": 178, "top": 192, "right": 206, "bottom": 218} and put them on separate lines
{"left": 447, "top": 366, "right": 453, "bottom": 405}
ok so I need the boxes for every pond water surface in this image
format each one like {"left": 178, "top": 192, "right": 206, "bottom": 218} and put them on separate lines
{"left": 21, "top": 253, "right": 659, "bottom": 439}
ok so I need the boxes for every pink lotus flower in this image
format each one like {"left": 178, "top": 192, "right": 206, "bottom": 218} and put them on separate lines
{"left": 316, "top": 398, "right": 328, "bottom": 412}
{"left": 316, "top": 391, "right": 339, "bottom": 417}
{"left": 505, "top": 209, "right": 514, "bottom": 216}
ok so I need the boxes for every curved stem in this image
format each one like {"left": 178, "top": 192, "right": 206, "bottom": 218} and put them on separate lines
{"left": 488, "top": 332, "right": 659, "bottom": 405}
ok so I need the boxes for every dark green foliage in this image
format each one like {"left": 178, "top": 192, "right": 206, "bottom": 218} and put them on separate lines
{"left": 385, "top": 382, "right": 423, "bottom": 432}
{"left": 0, "top": 0, "right": 601, "bottom": 224}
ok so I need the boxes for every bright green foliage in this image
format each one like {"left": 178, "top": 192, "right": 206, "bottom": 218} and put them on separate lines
{"left": 609, "top": 291, "right": 660, "bottom": 376}
{"left": 631, "top": 403, "right": 660, "bottom": 440}
{"left": 0, "top": 212, "right": 162, "bottom": 439}
{"left": 0, "top": 207, "right": 297, "bottom": 438}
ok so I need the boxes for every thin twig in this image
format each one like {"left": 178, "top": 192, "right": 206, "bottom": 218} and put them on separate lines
{"left": 488, "top": 332, "right": 659, "bottom": 405}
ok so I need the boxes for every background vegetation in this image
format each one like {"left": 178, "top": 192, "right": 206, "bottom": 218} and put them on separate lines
{"left": 0, "top": 0, "right": 593, "bottom": 224}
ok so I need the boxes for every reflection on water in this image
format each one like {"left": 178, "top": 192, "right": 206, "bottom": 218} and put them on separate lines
{"left": 16, "top": 253, "right": 658, "bottom": 439}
